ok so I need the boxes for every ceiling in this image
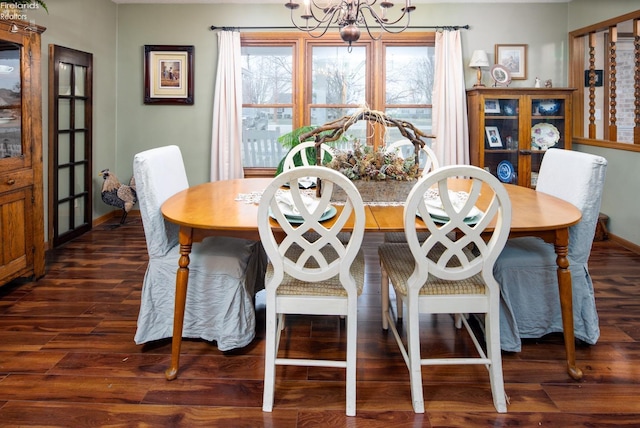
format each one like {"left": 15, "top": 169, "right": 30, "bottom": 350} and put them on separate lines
{"left": 112, "top": 0, "right": 571, "bottom": 4}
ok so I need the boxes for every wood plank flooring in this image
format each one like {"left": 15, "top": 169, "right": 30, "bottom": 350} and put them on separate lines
{"left": 1, "top": 217, "right": 639, "bottom": 427}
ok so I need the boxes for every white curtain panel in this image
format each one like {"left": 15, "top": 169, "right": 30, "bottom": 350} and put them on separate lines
{"left": 432, "top": 30, "right": 470, "bottom": 166}
{"left": 210, "top": 30, "right": 244, "bottom": 181}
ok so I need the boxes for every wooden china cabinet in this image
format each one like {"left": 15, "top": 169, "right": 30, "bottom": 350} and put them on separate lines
{"left": 467, "top": 87, "right": 575, "bottom": 188}
{"left": 0, "top": 20, "right": 46, "bottom": 287}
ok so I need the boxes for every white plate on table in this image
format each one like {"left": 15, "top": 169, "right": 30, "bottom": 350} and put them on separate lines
{"left": 270, "top": 205, "right": 337, "bottom": 224}
{"left": 282, "top": 176, "right": 317, "bottom": 189}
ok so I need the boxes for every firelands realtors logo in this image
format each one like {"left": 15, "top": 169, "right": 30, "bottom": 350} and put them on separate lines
{"left": 0, "top": 2, "right": 46, "bottom": 21}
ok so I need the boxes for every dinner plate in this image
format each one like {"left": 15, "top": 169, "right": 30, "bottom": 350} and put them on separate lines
{"left": 430, "top": 212, "right": 482, "bottom": 225}
{"left": 282, "top": 177, "right": 317, "bottom": 189}
{"left": 275, "top": 191, "right": 319, "bottom": 217}
{"left": 270, "top": 205, "right": 337, "bottom": 224}
{"left": 418, "top": 206, "right": 483, "bottom": 224}
{"left": 425, "top": 204, "right": 481, "bottom": 221}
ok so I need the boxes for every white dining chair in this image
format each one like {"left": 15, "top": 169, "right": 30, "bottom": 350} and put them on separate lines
{"left": 258, "top": 165, "right": 366, "bottom": 417}
{"left": 383, "top": 139, "right": 440, "bottom": 244}
{"left": 133, "top": 145, "right": 266, "bottom": 351}
{"left": 494, "top": 148, "right": 607, "bottom": 352}
{"left": 282, "top": 140, "right": 351, "bottom": 243}
{"left": 282, "top": 140, "right": 335, "bottom": 171}
{"left": 379, "top": 165, "right": 512, "bottom": 413}
{"left": 384, "top": 139, "right": 440, "bottom": 174}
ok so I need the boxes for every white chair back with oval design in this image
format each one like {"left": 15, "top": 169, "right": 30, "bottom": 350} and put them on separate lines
{"left": 379, "top": 164, "right": 512, "bottom": 414}
{"left": 258, "top": 165, "right": 366, "bottom": 416}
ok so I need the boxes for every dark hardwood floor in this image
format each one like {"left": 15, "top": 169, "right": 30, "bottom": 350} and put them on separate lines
{"left": 1, "top": 216, "right": 639, "bottom": 427}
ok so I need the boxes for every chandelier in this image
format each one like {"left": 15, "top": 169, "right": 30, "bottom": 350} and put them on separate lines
{"left": 285, "top": 1, "right": 416, "bottom": 48}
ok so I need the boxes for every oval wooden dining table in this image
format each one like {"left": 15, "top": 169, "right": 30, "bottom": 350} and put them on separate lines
{"left": 161, "top": 177, "right": 583, "bottom": 381}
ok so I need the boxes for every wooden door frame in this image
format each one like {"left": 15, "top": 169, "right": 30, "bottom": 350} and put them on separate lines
{"left": 48, "top": 45, "right": 93, "bottom": 247}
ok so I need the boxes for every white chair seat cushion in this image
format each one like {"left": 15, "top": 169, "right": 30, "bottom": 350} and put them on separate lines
{"left": 494, "top": 236, "right": 600, "bottom": 352}
{"left": 265, "top": 247, "right": 365, "bottom": 297}
{"left": 379, "top": 243, "right": 485, "bottom": 296}
{"left": 134, "top": 236, "right": 260, "bottom": 351}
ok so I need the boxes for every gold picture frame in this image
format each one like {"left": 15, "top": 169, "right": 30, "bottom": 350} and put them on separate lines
{"left": 495, "top": 44, "right": 527, "bottom": 80}
{"left": 144, "top": 45, "right": 194, "bottom": 105}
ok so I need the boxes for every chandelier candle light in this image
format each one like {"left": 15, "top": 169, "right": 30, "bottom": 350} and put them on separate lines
{"left": 285, "top": 0, "right": 415, "bottom": 49}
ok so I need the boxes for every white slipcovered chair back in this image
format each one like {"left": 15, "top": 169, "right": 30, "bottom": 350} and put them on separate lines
{"left": 133, "top": 145, "right": 188, "bottom": 258}
{"left": 534, "top": 148, "right": 608, "bottom": 263}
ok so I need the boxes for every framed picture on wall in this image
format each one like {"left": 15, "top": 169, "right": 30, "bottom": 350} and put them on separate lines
{"left": 144, "top": 45, "right": 194, "bottom": 105}
{"left": 485, "top": 126, "right": 503, "bottom": 148}
{"left": 495, "top": 44, "right": 527, "bottom": 80}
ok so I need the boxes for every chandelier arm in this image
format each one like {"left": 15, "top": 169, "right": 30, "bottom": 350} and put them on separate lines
{"left": 288, "top": 7, "right": 328, "bottom": 33}
{"left": 308, "top": 1, "right": 343, "bottom": 25}
{"left": 358, "top": 1, "right": 413, "bottom": 29}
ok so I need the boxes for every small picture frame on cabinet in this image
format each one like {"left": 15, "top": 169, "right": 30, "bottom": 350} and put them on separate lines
{"left": 484, "top": 99, "right": 501, "bottom": 113}
{"left": 485, "top": 126, "right": 503, "bottom": 148}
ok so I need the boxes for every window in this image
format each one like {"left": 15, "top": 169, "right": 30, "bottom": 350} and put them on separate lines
{"left": 240, "top": 32, "right": 435, "bottom": 172}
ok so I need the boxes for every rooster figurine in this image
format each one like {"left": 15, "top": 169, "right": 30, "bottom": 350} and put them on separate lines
{"left": 99, "top": 169, "right": 137, "bottom": 224}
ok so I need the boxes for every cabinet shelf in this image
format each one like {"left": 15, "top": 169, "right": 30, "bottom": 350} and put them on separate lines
{"left": 467, "top": 87, "right": 576, "bottom": 188}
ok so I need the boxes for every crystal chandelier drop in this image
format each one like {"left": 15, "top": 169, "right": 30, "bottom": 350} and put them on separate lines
{"left": 285, "top": 1, "right": 416, "bottom": 49}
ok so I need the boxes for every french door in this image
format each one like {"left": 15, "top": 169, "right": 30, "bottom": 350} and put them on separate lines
{"left": 48, "top": 45, "right": 93, "bottom": 247}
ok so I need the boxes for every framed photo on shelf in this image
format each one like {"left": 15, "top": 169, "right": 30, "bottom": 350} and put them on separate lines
{"left": 144, "top": 45, "right": 194, "bottom": 105}
{"left": 484, "top": 99, "right": 501, "bottom": 113}
{"left": 495, "top": 44, "right": 527, "bottom": 80}
{"left": 485, "top": 126, "right": 503, "bottom": 148}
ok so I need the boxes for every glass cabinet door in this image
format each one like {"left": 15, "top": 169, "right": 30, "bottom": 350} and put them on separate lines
{"left": 0, "top": 41, "right": 20, "bottom": 160}
{"left": 482, "top": 97, "right": 520, "bottom": 184}
{"left": 530, "top": 97, "right": 565, "bottom": 187}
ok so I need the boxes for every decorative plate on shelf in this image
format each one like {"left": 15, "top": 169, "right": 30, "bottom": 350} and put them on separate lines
{"left": 531, "top": 123, "right": 560, "bottom": 150}
{"left": 497, "top": 160, "right": 514, "bottom": 183}
{"left": 537, "top": 100, "right": 560, "bottom": 115}
{"left": 490, "top": 64, "right": 511, "bottom": 86}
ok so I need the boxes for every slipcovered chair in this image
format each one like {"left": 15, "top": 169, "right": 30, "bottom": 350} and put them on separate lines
{"left": 494, "top": 149, "right": 607, "bottom": 352}
{"left": 259, "top": 166, "right": 366, "bottom": 416}
{"left": 133, "top": 145, "right": 265, "bottom": 351}
{"left": 379, "top": 165, "right": 512, "bottom": 413}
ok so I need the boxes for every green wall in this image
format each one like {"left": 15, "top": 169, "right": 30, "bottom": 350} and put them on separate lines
{"left": 27, "top": 0, "right": 640, "bottom": 247}
{"left": 21, "top": 0, "right": 118, "bottom": 226}
{"left": 114, "top": 2, "right": 568, "bottom": 186}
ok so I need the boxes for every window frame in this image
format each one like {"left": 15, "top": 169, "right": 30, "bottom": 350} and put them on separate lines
{"left": 240, "top": 31, "right": 435, "bottom": 175}
{"left": 569, "top": 10, "right": 640, "bottom": 152}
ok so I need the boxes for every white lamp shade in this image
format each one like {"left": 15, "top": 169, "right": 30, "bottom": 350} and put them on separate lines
{"left": 469, "top": 50, "right": 489, "bottom": 68}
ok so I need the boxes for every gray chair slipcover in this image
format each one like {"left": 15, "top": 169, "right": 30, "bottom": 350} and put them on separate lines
{"left": 133, "top": 145, "right": 265, "bottom": 351}
{"left": 494, "top": 149, "right": 607, "bottom": 352}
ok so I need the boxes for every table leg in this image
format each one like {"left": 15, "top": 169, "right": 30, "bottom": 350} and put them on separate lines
{"left": 165, "top": 228, "right": 193, "bottom": 381}
{"left": 555, "top": 228, "right": 583, "bottom": 380}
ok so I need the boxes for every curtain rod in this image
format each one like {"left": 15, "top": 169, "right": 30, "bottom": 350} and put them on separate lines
{"left": 210, "top": 25, "right": 470, "bottom": 32}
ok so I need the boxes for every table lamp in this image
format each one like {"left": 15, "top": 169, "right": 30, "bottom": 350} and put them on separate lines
{"left": 469, "top": 50, "right": 489, "bottom": 87}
